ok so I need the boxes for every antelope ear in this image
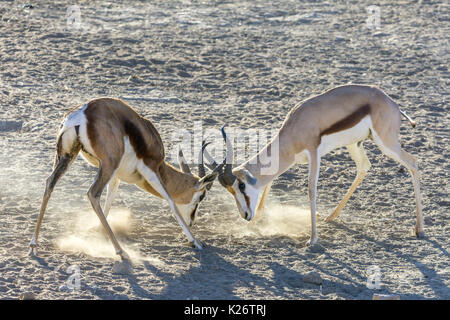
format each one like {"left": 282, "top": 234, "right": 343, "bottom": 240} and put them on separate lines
{"left": 178, "top": 146, "right": 191, "bottom": 174}
{"left": 244, "top": 170, "right": 257, "bottom": 185}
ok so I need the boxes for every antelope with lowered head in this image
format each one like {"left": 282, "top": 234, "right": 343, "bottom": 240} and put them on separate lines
{"left": 28, "top": 98, "right": 224, "bottom": 262}
{"left": 206, "top": 84, "right": 423, "bottom": 246}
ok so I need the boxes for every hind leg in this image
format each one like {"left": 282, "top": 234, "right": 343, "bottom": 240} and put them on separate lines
{"left": 373, "top": 138, "right": 424, "bottom": 237}
{"left": 325, "top": 142, "right": 371, "bottom": 222}
{"left": 29, "top": 155, "right": 75, "bottom": 256}
{"left": 401, "top": 150, "right": 424, "bottom": 237}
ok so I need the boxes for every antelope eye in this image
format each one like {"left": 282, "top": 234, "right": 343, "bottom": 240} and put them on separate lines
{"left": 199, "top": 192, "right": 205, "bottom": 202}
{"left": 238, "top": 182, "right": 246, "bottom": 192}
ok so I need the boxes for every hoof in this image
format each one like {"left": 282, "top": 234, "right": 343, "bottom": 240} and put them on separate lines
{"left": 113, "top": 260, "right": 133, "bottom": 275}
{"left": 28, "top": 246, "right": 37, "bottom": 257}
{"left": 415, "top": 229, "right": 425, "bottom": 239}
{"left": 305, "top": 237, "right": 318, "bottom": 247}
{"left": 189, "top": 239, "right": 204, "bottom": 250}
{"left": 325, "top": 211, "right": 339, "bottom": 222}
{"left": 305, "top": 242, "right": 325, "bottom": 253}
{"left": 119, "top": 251, "right": 131, "bottom": 262}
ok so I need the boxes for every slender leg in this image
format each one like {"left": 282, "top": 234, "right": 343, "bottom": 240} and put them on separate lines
{"left": 325, "top": 142, "right": 371, "bottom": 222}
{"left": 29, "top": 155, "right": 76, "bottom": 256}
{"left": 255, "top": 182, "right": 272, "bottom": 220}
{"left": 374, "top": 140, "right": 424, "bottom": 237}
{"left": 138, "top": 162, "right": 203, "bottom": 249}
{"left": 103, "top": 177, "right": 120, "bottom": 218}
{"left": 306, "top": 149, "right": 320, "bottom": 246}
{"left": 399, "top": 149, "right": 424, "bottom": 237}
{"left": 87, "top": 165, "right": 129, "bottom": 261}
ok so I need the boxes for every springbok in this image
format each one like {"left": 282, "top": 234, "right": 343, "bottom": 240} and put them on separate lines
{"left": 206, "top": 84, "right": 423, "bottom": 246}
{"left": 28, "top": 98, "right": 224, "bottom": 261}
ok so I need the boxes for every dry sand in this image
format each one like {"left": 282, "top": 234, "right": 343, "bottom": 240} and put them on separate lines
{"left": 0, "top": 0, "right": 448, "bottom": 299}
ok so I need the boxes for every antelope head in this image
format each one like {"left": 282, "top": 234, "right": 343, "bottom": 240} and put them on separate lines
{"left": 177, "top": 140, "right": 225, "bottom": 226}
{"left": 204, "top": 126, "right": 259, "bottom": 221}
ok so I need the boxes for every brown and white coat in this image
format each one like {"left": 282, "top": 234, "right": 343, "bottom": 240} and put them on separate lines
{"left": 29, "top": 98, "right": 223, "bottom": 261}
{"left": 212, "top": 84, "right": 423, "bottom": 246}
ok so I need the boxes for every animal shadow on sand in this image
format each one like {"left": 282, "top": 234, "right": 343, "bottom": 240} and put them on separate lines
{"left": 138, "top": 245, "right": 281, "bottom": 299}
{"left": 325, "top": 221, "right": 449, "bottom": 299}
{"left": 52, "top": 220, "right": 448, "bottom": 299}
{"left": 122, "top": 236, "right": 384, "bottom": 299}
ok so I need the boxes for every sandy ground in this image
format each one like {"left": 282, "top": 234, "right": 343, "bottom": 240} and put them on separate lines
{"left": 0, "top": 0, "right": 449, "bottom": 300}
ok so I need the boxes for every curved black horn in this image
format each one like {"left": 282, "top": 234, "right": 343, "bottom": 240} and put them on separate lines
{"left": 198, "top": 140, "right": 210, "bottom": 178}
{"left": 219, "top": 125, "right": 236, "bottom": 186}
{"left": 203, "top": 148, "right": 219, "bottom": 170}
{"left": 197, "top": 141, "right": 227, "bottom": 190}
{"left": 201, "top": 135, "right": 221, "bottom": 171}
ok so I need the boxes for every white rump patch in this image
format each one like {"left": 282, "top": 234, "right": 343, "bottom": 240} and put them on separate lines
{"left": 59, "top": 103, "right": 87, "bottom": 136}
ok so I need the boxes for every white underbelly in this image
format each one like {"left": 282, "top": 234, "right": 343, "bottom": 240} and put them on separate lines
{"left": 318, "top": 116, "right": 372, "bottom": 157}
{"left": 116, "top": 136, "right": 141, "bottom": 184}
{"left": 295, "top": 116, "right": 372, "bottom": 163}
{"left": 79, "top": 136, "right": 142, "bottom": 184}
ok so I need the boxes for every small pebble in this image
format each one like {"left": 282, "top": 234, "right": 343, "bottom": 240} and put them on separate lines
{"left": 373, "top": 294, "right": 400, "bottom": 300}
{"left": 303, "top": 272, "right": 323, "bottom": 285}
{"left": 19, "top": 292, "right": 36, "bottom": 300}
{"left": 59, "top": 285, "right": 72, "bottom": 292}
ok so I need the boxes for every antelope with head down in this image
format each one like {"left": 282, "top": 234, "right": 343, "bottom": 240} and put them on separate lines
{"left": 28, "top": 98, "right": 224, "bottom": 262}
{"left": 206, "top": 84, "right": 423, "bottom": 246}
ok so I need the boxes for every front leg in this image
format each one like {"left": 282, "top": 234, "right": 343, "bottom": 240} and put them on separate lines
{"left": 306, "top": 149, "right": 320, "bottom": 246}
{"left": 87, "top": 165, "right": 130, "bottom": 262}
{"left": 254, "top": 182, "right": 272, "bottom": 221}
{"left": 103, "top": 177, "right": 120, "bottom": 218}
{"left": 138, "top": 162, "right": 203, "bottom": 250}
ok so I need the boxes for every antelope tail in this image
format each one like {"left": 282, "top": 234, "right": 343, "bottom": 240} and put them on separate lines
{"left": 399, "top": 109, "right": 416, "bottom": 128}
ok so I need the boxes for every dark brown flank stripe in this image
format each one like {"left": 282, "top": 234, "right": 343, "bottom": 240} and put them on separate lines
{"left": 320, "top": 104, "right": 371, "bottom": 137}
{"left": 84, "top": 104, "right": 98, "bottom": 152}
{"left": 123, "top": 119, "right": 148, "bottom": 159}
